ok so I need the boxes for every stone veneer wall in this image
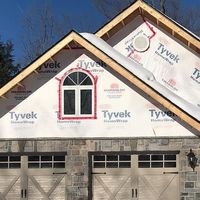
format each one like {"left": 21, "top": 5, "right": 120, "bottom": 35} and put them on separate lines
{"left": 0, "top": 138, "right": 199, "bottom": 200}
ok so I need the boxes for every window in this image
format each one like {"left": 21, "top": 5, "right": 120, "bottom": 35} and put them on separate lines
{"left": 138, "top": 154, "right": 177, "bottom": 168}
{"left": 59, "top": 68, "right": 97, "bottom": 120}
{"left": 0, "top": 156, "right": 21, "bottom": 169}
{"left": 92, "top": 154, "right": 131, "bottom": 168}
{"left": 28, "top": 155, "right": 66, "bottom": 169}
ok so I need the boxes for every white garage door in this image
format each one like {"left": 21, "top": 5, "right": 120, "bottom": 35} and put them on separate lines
{"left": 0, "top": 153, "right": 67, "bottom": 200}
{"left": 91, "top": 152, "right": 179, "bottom": 200}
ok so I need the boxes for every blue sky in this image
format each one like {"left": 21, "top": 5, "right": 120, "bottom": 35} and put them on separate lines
{"left": 0, "top": 0, "right": 105, "bottom": 63}
{"left": 0, "top": 0, "right": 199, "bottom": 65}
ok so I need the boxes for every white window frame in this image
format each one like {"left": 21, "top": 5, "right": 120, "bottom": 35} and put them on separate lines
{"left": 61, "top": 71, "right": 94, "bottom": 118}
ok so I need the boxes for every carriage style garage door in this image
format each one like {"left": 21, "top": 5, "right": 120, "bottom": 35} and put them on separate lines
{"left": 90, "top": 152, "right": 179, "bottom": 200}
{"left": 0, "top": 153, "right": 67, "bottom": 200}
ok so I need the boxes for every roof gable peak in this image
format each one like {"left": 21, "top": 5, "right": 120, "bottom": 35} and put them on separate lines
{"left": 96, "top": 0, "right": 200, "bottom": 54}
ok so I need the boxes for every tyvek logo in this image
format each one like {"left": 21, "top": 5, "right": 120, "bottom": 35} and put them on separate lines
{"left": 38, "top": 61, "right": 61, "bottom": 73}
{"left": 162, "top": 78, "right": 178, "bottom": 91}
{"left": 9, "top": 111, "right": 37, "bottom": 124}
{"left": 191, "top": 68, "right": 200, "bottom": 84}
{"left": 11, "top": 85, "right": 32, "bottom": 101}
{"left": 155, "top": 43, "right": 180, "bottom": 65}
{"left": 102, "top": 110, "right": 131, "bottom": 123}
{"left": 76, "top": 60, "right": 105, "bottom": 73}
{"left": 149, "top": 109, "right": 176, "bottom": 122}
{"left": 77, "top": 60, "right": 107, "bottom": 68}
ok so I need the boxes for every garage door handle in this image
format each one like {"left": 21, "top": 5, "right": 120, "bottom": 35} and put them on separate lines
{"left": 163, "top": 172, "right": 178, "bottom": 174}
{"left": 91, "top": 172, "right": 106, "bottom": 174}
{"left": 24, "top": 189, "right": 27, "bottom": 198}
{"left": 21, "top": 189, "right": 23, "bottom": 198}
{"left": 132, "top": 189, "right": 134, "bottom": 197}
{"left": 135, "top": 189, "right": 138, "bottom": 198}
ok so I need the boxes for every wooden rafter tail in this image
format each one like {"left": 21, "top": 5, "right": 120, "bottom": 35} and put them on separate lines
{"left": 138, "top": 6, "right": 142, "bottom": 15}
{"left": 73, "top": 40, "right": 79, "bottom": 47}
{"left": 0, "top": 95, "right": 8, "bottom": 99}
{"left": 17, "top": 82, "right": 24, "bottom": 87}
{"left": 50, "top": 57, "right": 55, "bottom": 62}
{"left": 106, "top": 32, "right": 110, "bottom": 38}
{"left": 34, "top": 69, "right": 39, "bottom": 74}
{"left": 121, "top": 20, "right": 125, "bottom": 27}
{"left": 67, "top": 44, "right": 71, "bottom": 49}
{"left": 156, "top": 18, "right": 159, "bottom": 25}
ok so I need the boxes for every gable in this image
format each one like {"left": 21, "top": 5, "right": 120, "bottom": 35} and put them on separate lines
{"left": 96, "top": 0, "right": 200, "bottom": 55}
{"left": 0, "top": 52, "right": 195, "bottom": 138}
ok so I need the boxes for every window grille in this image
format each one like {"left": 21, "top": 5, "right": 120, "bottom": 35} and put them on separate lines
{"left": 138, "top": 154, "right": 177, "bottom": 168}
{"left": 92, "top": 154, "right": 131, "bottom": 168}
{"left": 28, "top": 155, "right": 66, "bottom": 168}
{"left": 62, "top": 71, "right": 94, "bottom": 117}
{"left": 0, "top": 156, "right": 21, "bottom": 169}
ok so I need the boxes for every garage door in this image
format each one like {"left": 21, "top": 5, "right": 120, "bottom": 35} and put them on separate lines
{"left": 90, "top": 152, "right": 179, "bottom": 200}
{"left": 0, "top": 155, "right": 21, "bottom": 200}
{"left": 0, "top": 153, "right": 67, "bottom": 200}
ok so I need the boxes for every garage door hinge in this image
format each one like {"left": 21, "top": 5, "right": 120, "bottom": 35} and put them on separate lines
{"left": 91, "top": 172, "right": 106, "bottom": 174}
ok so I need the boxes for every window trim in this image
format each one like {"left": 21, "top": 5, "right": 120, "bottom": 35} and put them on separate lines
{"left": 58, "top": 68, "right": 97, "bottom": 120}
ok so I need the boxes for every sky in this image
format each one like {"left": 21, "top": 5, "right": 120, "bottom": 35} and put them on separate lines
{"left": 0, "top": 0, "right": 199, "bottom": 66}
{"left": 0, "top": 0, "right": 105, "bottom": 64}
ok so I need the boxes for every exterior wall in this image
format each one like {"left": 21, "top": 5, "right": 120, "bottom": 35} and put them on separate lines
{"left": 0, "top": 138, "right": 200, "bottom": 200}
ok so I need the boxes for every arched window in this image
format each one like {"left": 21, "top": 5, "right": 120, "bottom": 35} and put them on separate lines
{"left": 59, "top": 69, "right": 97, "bottom": 120}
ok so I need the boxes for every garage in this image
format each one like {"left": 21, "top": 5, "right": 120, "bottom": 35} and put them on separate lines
{"left": 89, "top": 151, "right": 179, "bottom": 200}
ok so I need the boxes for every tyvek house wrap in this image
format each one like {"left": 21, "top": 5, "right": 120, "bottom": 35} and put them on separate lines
{"left": 81, "top": 33, "right": 200, "bottom": 121}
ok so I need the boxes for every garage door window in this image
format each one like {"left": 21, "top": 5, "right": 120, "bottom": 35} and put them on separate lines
{"left": 138, "top": 154, "right": 176, "bottom": 168}
{"left": 28, "top": 155, "right": 66, "bottom": 168}
{"left": 93, "top": 154, "right": 131, "bottom": 168}
{"left": 0, "top": 156, "right": 21, "bottom": 168}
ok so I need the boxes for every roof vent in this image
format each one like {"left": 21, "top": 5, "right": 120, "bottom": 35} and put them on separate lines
{"left": 132, "top": 34, "right": 150, "bottom": 52}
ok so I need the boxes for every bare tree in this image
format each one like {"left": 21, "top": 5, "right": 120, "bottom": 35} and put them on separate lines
{"left": 21, "top": 2, "right": 59, "bottom": 65}
{"left": 92, "top": 0, "right": 135, "bottom": 20}
{"left": 91, "top": 0, "right": 200, "bottom": 37}
{"left": 20, "top": 2, "right": 96, "bottom": 66}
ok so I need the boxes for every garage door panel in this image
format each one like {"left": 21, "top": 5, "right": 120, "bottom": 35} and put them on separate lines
{"left": 0, "top": 175, "right": 20, "bottom": 200}
{"left": 49, "top": 177, "right": 65, "bottom": 200}
{"left": 115, "top": 187, "right": 132, "bottom": 200}
{"left": 138, "top": 174, "right": 179, "bottom": 200}
{"left": 93, "top": 185, "right": 110, "bottom": 200}
{"left": 28, "top": 177, "right": 45, "bottom": 200}
{"left": 28, "top": 175, "right": 65, "bottom": 200}
{"left": 93, "top": 174, "right": 132, "bottom": 200}
{"left": 5, "top": 177, "right": 21, "bottom": 200}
